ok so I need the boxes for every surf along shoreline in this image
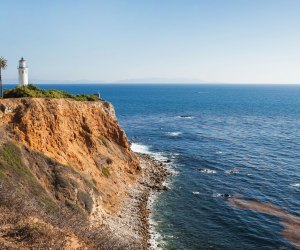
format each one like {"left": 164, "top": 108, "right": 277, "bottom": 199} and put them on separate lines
{"left": 108, "top": 149, "right": 171, "bottom": 249}
{"left": 137, "top": 153, "right": 170, "bottom": 249}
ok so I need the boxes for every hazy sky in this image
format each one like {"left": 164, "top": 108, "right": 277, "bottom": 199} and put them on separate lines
{"left": 2, "top": 0, "right": 300, "bottom": 83}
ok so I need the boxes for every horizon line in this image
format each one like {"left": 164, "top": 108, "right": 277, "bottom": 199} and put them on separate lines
{"left": 3, "top": 82, "right": 300, "bottom": 85}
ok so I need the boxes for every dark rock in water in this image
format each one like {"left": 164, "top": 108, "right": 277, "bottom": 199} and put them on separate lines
{"left": 226, "top": 167, "right": 240, "bottom": 175}
{"left": 222, "top": 193, "right": 231, "bottom": 198}
{"left": 152, "top": 184, "right": 169, "bottom": 191}
{"left": 164, "top": 159, "right": 171, "bottom": 163}
{"left": 198, "top": 168, "right": 217, "bottom": 174}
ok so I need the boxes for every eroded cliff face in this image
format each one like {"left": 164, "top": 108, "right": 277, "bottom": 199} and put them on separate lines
{"left": 0, "top": 98, "right": 139, "bottom": 212}
{"left": 0, "top": 98, "right": 139, "bottom": 225}
{"left": 0, "top": 98, "right": 145, "bottom": 249}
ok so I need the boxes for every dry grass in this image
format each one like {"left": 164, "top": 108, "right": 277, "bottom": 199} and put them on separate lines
{"left": 0, "top": 142, "right": 142, "bottom": 250}
{"left": 0, "top": 183, "right": 140, "bottom": 249}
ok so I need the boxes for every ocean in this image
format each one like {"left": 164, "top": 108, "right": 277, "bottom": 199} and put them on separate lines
{"left": 5, "top": 84, "right": 300, "bottom": 249}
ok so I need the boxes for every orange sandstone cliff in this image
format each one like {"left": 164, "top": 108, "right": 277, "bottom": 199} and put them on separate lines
{"left": 0, "top": 98, "right": 145, "bottom": 249}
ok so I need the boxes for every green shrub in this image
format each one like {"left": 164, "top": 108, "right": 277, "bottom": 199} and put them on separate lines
{"left": 92, "top": 178, "right": 97, "bottom": 185}
{"left": 8, "top": 221, "right": 45, "bottom": 243}
{"left": 77, "top": 190, "right": 93, "bottom": 213}
{"left": 3, "top": 84, "right": 100, "bottom": 102}
{"left": 65, "top": 200, "right": 85, "bottom": 216}
{"left": 53, "top": 171, "right": 70, "bottom": 189}
{"left": 99, "top": 135, "right": 108, "bottom": 147}
{"left": 0, "top": 142, "right": 57, "bottom": 212}
{"left": 101, "top": 167, "right": 110, "bottom": 178}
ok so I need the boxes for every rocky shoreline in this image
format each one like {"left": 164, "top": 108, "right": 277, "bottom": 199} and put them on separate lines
{"left": 106, "top": 152, "right": 170, "bottom": 249}
{"left": 137, "top": 153, "right": 170, "bottom": 249}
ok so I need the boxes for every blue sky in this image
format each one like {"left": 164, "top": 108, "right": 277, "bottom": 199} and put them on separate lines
{"left": 2, "top": 0, "right": 300, "bottom": 83}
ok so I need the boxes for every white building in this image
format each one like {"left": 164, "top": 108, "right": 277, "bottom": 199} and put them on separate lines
{"left": 18, "top": 57, "right": 29, "bottom": 86}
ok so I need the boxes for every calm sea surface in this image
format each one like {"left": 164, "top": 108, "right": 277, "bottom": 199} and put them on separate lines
{"left": 5, "top": 84, "right": 300, "bottom": 249}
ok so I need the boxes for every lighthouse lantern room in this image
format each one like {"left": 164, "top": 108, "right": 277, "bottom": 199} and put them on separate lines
{"left": 18, "top": 57, "right": 28, "bottom": 86}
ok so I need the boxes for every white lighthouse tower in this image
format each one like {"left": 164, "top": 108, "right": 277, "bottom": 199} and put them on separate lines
{"left": 18, "top": 57, "right": 29, "bottom": 86}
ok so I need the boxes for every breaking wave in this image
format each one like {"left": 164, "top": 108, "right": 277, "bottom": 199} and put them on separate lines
{"left": 176, "top": 115, "right": 195, "bottom": 119}
{"left": 199, "top": 168, "right": 217, "bottom": 174}
{"left": 131, "top": 143, "right": 168, "bottom": 161}
{"left": 166, "top": 131, "right": 182, "bottom": 137}
{"left": 289, "top": 183, "right": 300, "bottom": 188}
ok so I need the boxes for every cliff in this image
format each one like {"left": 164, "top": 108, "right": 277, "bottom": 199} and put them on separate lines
{"left": 0, "top": 98, "right": 147, "bottom": 249}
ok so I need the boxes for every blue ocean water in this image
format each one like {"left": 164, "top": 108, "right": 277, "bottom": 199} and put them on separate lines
{"left": 5, "top": 84, "right": 300, "bottom": 249}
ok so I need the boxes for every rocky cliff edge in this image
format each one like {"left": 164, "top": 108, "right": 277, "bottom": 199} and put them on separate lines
{"left": 0, "top": 98, "right": 144, "bottom": 249}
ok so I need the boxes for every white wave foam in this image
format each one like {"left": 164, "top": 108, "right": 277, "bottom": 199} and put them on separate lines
{"left": 131, "top": 143, "right": 168, "bottom": 161}
{"left": 166, "top": 131, "right": 182, "bottom": 137}
{"left": 199, "top": 168, "right": 217, "bottom": 174}
{"left": 148, "top": 192, "right": 165, "bottom": 250}
{"left": 131, "top": 143, "right": 151, "bottom": 154}
{"left": 192, "top": 191, "right": 200, "bottom": 195}
{"left": 170, "top": 153, "right": 180, "bottom": 159}
{"left": 289, "top": 183, "right": 300, "bottom": 188}
{"left": 132, "top": 143, "right": 178, "bottom": 249}
{"left": 152, "top": 152, "right": 168, "bottom": 162}
{"left": 131, "top": 143, "right": 180, "bottom": 178}
{"left": 176, "top": 115, "right": 195, "bottom": 119}
{"left": 212, "top": 193, "right": 232, "bottom": 198}
{"left": 225, "top": 168, "right": 240, "bottom": 175}
{"left": 213, "top": 193, "right": 222, "bottom": 198}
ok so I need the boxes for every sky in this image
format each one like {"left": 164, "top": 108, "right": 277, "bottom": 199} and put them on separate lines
{"left": 1, "top": 0, "right": 300, "bottom": 84}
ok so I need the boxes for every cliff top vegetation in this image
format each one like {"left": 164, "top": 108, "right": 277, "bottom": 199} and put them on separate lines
{"left": 3, "top": 84, "right": 100, "bottom": 101}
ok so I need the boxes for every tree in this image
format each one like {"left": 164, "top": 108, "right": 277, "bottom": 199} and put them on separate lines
{"left": 0, "top": 57, "right": 8, "bottom": 98}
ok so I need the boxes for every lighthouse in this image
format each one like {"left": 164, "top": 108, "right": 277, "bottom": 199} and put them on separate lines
{"left": 18, "top": 57, "right": 28, "bottom": 86}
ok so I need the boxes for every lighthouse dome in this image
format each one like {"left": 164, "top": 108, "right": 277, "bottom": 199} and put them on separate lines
{"left": 19, "top": 57, "right": 27, "bottom": 68}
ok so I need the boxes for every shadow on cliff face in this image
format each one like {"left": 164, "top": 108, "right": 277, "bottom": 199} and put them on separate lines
{"left": 229, "top": 198, "right": 300, "bottom": 248}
